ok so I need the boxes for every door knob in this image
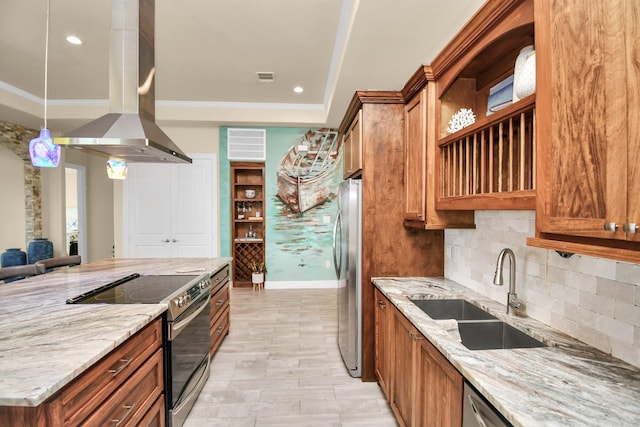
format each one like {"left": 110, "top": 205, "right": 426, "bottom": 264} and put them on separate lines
{"left": 624, "top": 223, "right": 638, "bottom": 233}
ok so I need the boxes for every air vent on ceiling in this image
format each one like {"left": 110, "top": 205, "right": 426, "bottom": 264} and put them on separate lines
{"left": 227, "top": 128, "right": 266, "bottom": 161}
{"left": 256, "top": 72, "right": 275, "bottom": 83}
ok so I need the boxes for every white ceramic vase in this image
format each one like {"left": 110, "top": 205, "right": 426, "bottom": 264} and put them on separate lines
{"left": 513, "top": 45, "right": 536, "bottom": 102}
{"left": 252, "top": 272, "right": 264, "bottom": 283}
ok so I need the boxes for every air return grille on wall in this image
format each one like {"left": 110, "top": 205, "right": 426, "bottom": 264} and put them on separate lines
{"left": 227, "top": 128, "right": 266, "bottom": 161}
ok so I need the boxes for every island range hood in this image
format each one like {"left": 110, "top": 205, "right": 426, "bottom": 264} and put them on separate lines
{"left": 55, "top": 0, "right": 191, "bottom": 164}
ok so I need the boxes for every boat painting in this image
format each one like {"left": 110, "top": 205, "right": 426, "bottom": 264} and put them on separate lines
{"left": 277, "top": 129, "right": 342, "bottom": 214}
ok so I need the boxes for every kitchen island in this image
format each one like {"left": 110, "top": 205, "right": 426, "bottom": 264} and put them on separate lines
{"left": 0, "top": 257, "right": 230, "bottom": 411}
{"left": 373, "top": 277, "right": 640, "bottom": 427}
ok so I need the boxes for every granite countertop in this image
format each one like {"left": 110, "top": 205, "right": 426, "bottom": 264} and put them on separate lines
{"left": 373, "top": 277, "right": 640, "bottom": 427}
{"left": 0, "top": 257, "right": 231, "bottom": 407}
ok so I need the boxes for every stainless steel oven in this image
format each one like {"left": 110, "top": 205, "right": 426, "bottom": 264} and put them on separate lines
{"left": 67, "top": 271, "right": 213, "bottom": 427}
{"left": 166, "top": 287, "right": 211, "bottom": 427}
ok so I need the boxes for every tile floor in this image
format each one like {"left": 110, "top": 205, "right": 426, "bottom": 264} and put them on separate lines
{"left": 183, "top": 287, "right": 398, "bottom": 426}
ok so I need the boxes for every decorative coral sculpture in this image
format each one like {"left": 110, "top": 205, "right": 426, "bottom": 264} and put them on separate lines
{"left": 446, "top": 108, "right": 476, "bottom": 134}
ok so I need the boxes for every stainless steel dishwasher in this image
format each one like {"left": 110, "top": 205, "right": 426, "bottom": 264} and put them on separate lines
{"left": 462, "top": 382, "right": 512, "bottom": 427}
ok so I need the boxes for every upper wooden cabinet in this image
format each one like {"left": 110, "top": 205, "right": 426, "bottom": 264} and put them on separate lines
{"left": 342, "top": 110, "right": 363, "bottom": 179}
{"left": 402, "top": 67, "right": 475, "bottom": 229}
{"left": 430, "top": 0, "right": 536, "bottom": 210}
{"left": 529, "top": 0, "right": 640, "bottom": 262}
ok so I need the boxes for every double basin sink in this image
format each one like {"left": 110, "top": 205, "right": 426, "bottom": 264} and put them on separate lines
{"left": 410, "top": 299, "right": 546, "bottom": 350}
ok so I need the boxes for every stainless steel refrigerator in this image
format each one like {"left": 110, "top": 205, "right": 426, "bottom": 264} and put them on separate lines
{"left": 332, "top": 178, "right": 362, "bottom": 377}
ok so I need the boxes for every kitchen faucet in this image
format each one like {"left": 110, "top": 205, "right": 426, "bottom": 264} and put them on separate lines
{"left": 493, "top": 248, "right": 521, "bottom": 315}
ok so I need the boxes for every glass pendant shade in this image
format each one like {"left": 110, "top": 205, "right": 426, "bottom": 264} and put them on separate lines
{"left": 29, "top": 129, "right": 60, "bottom": 167}
{"left": 106, "top": 160, "right": 128, "bottom": 179}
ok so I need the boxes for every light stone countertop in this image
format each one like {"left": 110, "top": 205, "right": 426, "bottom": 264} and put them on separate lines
{"left": 0, "top": 257, "right": 231, "bottom": 407}
{"left": 373, "top": 277, "right": 640, "bottom": 427}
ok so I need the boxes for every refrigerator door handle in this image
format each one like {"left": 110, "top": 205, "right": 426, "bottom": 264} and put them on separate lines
{"left": 332, "top": 210, "right": 341, "bottom": 278}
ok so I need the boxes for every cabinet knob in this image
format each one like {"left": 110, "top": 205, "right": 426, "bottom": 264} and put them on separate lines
{"left": 624, "top": 223, "right": 638, "bottom": 233}
{"left": 416, "top": 213, "right": 422, "bottom": 218}
{"left": 161, "top": 239, "right": 170, "bottom": 243}
{"left": 603, "top": 222, "right": 618, "bottom": 232}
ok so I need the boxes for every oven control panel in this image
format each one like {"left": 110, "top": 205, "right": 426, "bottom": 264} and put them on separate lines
{"left": 167, "top": 273, "right": 212, "bottom": 320}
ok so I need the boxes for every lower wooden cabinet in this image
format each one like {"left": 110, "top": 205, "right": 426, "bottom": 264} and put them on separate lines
{"left": 376, "top": 292, "right": 463, "bottom": 427}
{"left": 414, "top": 335, "right": 463, "bottom": 427}
{"left": 391, "top": 309, "right": 418, "bottom": 427}
{"left": 0, "top": 318, "right": 165, "bottom": 427}
{"left": 210, "top": 266, "right": 230, "bottom": 356}
{"left": 374, "top": 289, "right": 391, "bottom": 400}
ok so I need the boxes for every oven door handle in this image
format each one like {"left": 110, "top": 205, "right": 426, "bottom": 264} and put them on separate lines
{"left": 170, "top": 292, "right": 211, "bottom": 340}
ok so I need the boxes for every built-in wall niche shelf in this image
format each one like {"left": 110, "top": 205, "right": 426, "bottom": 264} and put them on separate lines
{"left": 431, "top": 0, "right": 535, "bottom": 210}
{"left": 231, "top": 162, "right": 265, "bottom": 287}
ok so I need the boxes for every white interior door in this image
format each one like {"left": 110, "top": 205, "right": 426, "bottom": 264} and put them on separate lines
{"left": 124, "top": 154, "right": 216, "bottom": 258}
{"left": 125, "top": 163, "right": 173, "bottom": 257}
{"left": 171, "top": 156, "right": 216, "bottom": 257}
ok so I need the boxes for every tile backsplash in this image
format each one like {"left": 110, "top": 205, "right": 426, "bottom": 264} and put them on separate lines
{"left": 445, "top": 210, "right": 640, "bottom": 368}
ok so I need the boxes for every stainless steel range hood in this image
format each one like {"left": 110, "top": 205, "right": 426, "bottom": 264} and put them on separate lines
{"left": 55, "top": 0, "right": 191, "bottom": 164}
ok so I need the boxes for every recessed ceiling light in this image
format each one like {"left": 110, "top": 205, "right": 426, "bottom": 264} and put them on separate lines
{"left": 294, "top": 86, "right": 304, "bottom": 93}
{"left": 66, "top": 35, "right": 82, "bottom": 45}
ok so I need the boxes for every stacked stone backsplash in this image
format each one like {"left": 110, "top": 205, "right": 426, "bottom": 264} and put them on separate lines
{"left": 0, "top": 120, "right": 42, "bottom": 242}
{"left": 445, "top": 210, "right": 640, "bottom": 368}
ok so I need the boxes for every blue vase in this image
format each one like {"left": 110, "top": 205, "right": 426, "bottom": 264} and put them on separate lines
{"left": 1, "top": 248, "right": 27, "bottom": 267}
{"left": 28, "top": 238, "right": 53, "bottom": 264}
{"left": 1, "top": 248, "right": 27, "bottom": 283}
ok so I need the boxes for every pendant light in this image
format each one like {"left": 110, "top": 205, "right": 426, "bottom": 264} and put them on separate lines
{"left": 106, "top": 159, "right": 128, "bottom": 180}
{"left": 29, "top": 0, "right": 61, "bottom": 168}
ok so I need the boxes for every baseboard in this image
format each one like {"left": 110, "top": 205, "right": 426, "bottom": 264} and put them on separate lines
{"left": 264, "top": 280, "right": 338, "bottom": 289}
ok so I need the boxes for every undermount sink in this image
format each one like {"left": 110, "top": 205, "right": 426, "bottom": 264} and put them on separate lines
{"left": 457, "top": 321, "right": 546, "bottom": 350}
{"left": 410, "top": 298, "right": 546, "bottom": 350}
{"left": 410, "top": 299, "right": 497, "bottom": 321}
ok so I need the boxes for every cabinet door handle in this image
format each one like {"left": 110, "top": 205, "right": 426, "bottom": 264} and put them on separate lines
{"left": 215, "top": 298, "right": 225, "bottom": 306}
{"left": 108, "top": 357, "right": 133, "bottom": 376}
{"left": 416, "top": 213, "right": 422, "bottom": 218}
{"left": 172, "top": 238, "right": 178, "bottom": 242}
{"left": 216, "top": 326, "right": 224, "bottom": 333}
{"left": 111, "top": 403, "right": 135, "bottom": 426}
{"left": 624, "top": 223, "right": 638, "bottom": 233}
{"left": 161, "top": 239, "right": 170, "bottom": 243}
{"left": 603, "top": 222, "right": 618, "bottom": 232}
{"left": 377, "top": 300, "right": 386, "bottom": 309}
{"left": 408, "top": 331, "right": 422, "bottom": 341}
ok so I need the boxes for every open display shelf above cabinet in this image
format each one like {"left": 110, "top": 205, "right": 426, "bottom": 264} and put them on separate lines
{"left": 431, "top": 0, "right": 535, "bottom": 210}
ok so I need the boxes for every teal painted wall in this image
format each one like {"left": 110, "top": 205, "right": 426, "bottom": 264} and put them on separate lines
{"left": 220, "top": 127, "right": 341, "bottom": 282}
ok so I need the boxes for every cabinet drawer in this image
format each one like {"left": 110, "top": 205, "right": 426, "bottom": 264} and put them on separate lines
{"left": 210, "top": 282, "right": 229, "bottom": 323}
{"left": 137, "top": 394, "right": 166, "bottom": 427}
{"left": 210, "top": 265, "right": 229, "bottom": 294}
{"left": 82, "top": 348, "right": 163, "bottom": 427}
{"left": 210, "top": 306, "right": 230, "bottom": 356}
{"left": 54, "top": 318, "right": 162, "bottom": 426}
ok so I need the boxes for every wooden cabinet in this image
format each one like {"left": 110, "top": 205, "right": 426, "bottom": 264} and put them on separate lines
{"left": 338, "top": 91, "right": 445, "bottom": 381}
{"left": 429, "top": 0, "right": 536, "bottom": 211}
{"left": 46, "top": 318, "right": 163, "bottom": 426}
{"left": 1, "top": 319, "right": 165, "bottom": 427}
{"left": 414, "top": 335, "right": 463, "bottom": 427}
{"left": 376, "top": 291, "right": 463, "bottom": 427}
{"left": 390, "top": 307, "right": 418, "bottom": 427}
{"left": 210, "top": 265, "right": 230, "bottom": 356}
{"left": 402, "top": 70, "right": 475, "bottom": 229}
{"left": 231, "top": 162, "right": 265, "bottom": 287}
{"left": 342, "top": 110, "right": 363, "bottom": 179}
{"left": 528, "top": 0, "right": 640, "bottom": 263}
{"left": 374, "top": 288, "right": 391, "bottom": 399}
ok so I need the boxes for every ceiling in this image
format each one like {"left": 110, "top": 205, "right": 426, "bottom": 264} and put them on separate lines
{"left": 0, "top": 0, "right": 484, "bottom": 134}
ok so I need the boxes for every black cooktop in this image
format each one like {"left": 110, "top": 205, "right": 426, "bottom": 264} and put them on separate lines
{"left": 66, "top": 274, "right": 199, "bottom": 304}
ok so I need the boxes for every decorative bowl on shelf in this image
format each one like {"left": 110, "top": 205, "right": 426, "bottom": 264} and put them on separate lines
{"left": 245, "top": 189, "right": 256, "bottom": 199}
